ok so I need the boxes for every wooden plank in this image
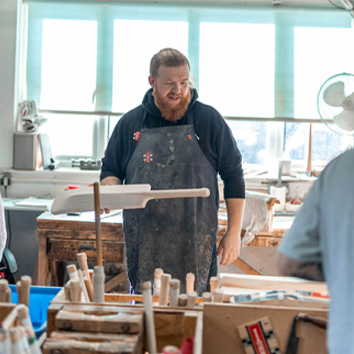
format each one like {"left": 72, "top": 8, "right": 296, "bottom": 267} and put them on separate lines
{"left": 43, "top": 331, "right": 142, "bottom": 354}
{"left": 42, "top": 338, "right": 139, "bottom": 354}
{"left": 233, "top": 258, "right": 261, "bottom": 276}
{"left": 219, "top": 273, "right": 328, "bottom": 293}
{"left": 55, "top": 305, "right": 144, "bottom": 334}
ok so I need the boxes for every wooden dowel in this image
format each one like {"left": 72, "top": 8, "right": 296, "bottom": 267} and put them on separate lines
{"left": 209, "top": 276, "right": 218, "bottom": 295}
{"left": 202, "top": 292, "right": 213, "bottom": 303}
{"left": 84, "top": 275, "right": 94, "bottom": 302}
{"left": 17, "top": 304, "right": 32, "bottom": 329}
{"left": 66, "top": 264, "right": 79, "bottom": 281}
{"left": 186, "top": 273, "right": 195, "bottom": 293}
{"left": 93, "top": 182, "right": 103, "bottom": 266}
{"left": 6, "top": 288, "right": 11, "bottom": 303}
{"left": 159, "top": 273, "right": 171, "bottom": 306}
{"left": 141, "top": 281, "right": 157, "bottom": 354}
{"left": 178, "top": 294, "right": 188, "bottom": 307}
{"left": 64, "top": 283, "right": 71, "bottom": 301}
{"left": 169, "top": 279, "right": 180, "bottom": 307}
{"left": 214, "top": 288, "right": 224, "bottom": 303}
{"left": 19, "top": 276, "right": 31, "bottom": 308}
{"left": 187, "top": 291, "right": 197, "bottom": 308}
{"left": 0, "top": 279, "right": 8, "bottom": 303}
{"left": 77, "top": 269, "right": 89, "bottom": 302}
{"left": 77, "top": 253, "right": 94, "bottom": 299}
{"left": 77, "top": 252, "right": 89, "bottom": 275}
{"left": 16, "top": 281, "right": 22, "bottom": 304}
{"left": 93, "top": 265, "right": 105, "bottom": 303}
{"left": 153, "top": 268, "right": 163, "bottom": 297}
{"left": 69, "top": 279, "right": 81, "bottom": 302}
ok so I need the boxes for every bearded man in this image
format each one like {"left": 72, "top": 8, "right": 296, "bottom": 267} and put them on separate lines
{"left": 100, "top": 48, "right": 245, "bottom": 295}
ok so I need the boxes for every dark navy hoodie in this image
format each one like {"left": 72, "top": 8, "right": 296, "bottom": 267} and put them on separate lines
{"left": 100, "top": 88, "right": 245, "bottom": 199}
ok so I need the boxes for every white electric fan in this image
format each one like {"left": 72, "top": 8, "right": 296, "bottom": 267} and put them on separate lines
{"left": 317, "top": 73, "right": 354, "bottom": 136}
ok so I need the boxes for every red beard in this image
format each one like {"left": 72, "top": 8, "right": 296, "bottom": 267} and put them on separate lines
{"left": 153, "top": 88, "right": 191, "bottom": 122}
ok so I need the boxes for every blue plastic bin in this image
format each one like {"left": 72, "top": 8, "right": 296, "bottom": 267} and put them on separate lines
{"left": 9, "top": 284, "right": 61, "bottom": 337}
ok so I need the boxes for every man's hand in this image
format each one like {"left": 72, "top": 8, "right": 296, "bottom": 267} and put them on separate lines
{"left": 217, "top": 231, "right": 241, "bottom": 265}
{"left": 218, "top": 197, "right": 245, "bottom": 265}
{"left": 100, "top": 176, "right": 122, "bottom": 214}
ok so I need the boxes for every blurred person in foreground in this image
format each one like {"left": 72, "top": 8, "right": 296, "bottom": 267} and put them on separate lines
{"left": 278, "top": 149, "right": 354, "bottom": 354}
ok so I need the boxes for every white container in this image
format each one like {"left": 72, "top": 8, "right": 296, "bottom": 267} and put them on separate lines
{"left": 269, "top": 186, "right": 287, "bottom": 212}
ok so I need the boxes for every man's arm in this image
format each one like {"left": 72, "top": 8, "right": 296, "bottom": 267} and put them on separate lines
{"left": 217, "top": 198, "right": 245, "bottom": 266}
{"left": 278, "top": 252, "right": 324, "bottom": 281}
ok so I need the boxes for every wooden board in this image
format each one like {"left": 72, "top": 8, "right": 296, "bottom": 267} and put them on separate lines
{"left": 203, "top": 303, "right": 328, "bottom": 354}
{"left": 219, "top": 273, "right": 328, "bottom": 293}
{"left": 55, "top": 305, "right": 144, "bottom": 334}
{"left": 43, "top": 331, "right": 142, "bottom": 354}
{"left": 51, "top": 184, "right": 210, "bottom": 214}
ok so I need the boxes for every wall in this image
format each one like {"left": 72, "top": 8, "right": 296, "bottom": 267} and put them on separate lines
{"left": 0, "top": 0, "right": 20, "bottom": 171}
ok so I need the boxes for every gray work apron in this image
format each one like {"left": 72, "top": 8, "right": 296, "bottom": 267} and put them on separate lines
{"left": 123, "top": 113, "right": 219, "bottom": 295}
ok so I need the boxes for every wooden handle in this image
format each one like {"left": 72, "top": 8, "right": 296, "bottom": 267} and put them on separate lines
{"left": 159, "top": 273, "right": 171, "bottom": 306}
{"left": 93, "top": 182, "right": 103, "bottom": 266}
{"left": 187, "top": 291, "right": 197, "bottom": 308}
{"left": 169, "top": 279, "right": 180, "bottom": 307}
{"left": 67, "top": 264, "right": 79, "bottom": 280}
{"left": 214, "top": 288, "right": 224, "bottom": 303}
{"left": 93, "top": 265, "right": 105, "bottom": 303}
{"left": 178, "top": 294, "right": 188, "bottom": 307}
{"left": 153, "top": 268, "right": 163, "bottom": 297}
{"left": 186, "top": 273, "right": 195, "bottom": 293}
{"left": 70, "top": 279, "right": 82, "bottom": 302}
{"left": 141, "top": 281, "right": 157, "bottom": 354}
{"left": 84, "top": 276, "right": 94, "bottom": 302}
{"left": 147, "top": 188, "right": 210, "bottom": 201}
{"left": 19, "top": 276, "right": 31, "bottom": 308}
{"left": 202, "top": 292, "right": 213, "bottom": 303}
{"left": 209, "top": 276, "right": 218, "bottom": 295}
{"left": 0, "top": 279, "right": 8, "bottom": 303}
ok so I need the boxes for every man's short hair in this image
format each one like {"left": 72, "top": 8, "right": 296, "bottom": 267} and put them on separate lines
{"left": 150, "top": 48, "right": 190, "bottom": 78}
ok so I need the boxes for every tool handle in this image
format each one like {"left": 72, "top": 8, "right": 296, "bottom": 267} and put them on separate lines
{"left": 94, "top": 182, "right": 103, "bottom": 266}
{"left": 298, "top": 313, "right": 327, "bottom": 329}
{"left": 146, "top": 188, "right": 210, "bottom": 201}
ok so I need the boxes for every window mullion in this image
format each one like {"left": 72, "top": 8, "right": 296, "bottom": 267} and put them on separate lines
{"left": 94, "top": 10, "right": 114, "bottom": 159}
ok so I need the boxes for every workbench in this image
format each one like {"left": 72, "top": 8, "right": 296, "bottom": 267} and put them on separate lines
{"left": 36, "top": 210, "right": 292, "bottom": 290}
{"left": 35, "top": 211, "right": 126, "bottom": 289}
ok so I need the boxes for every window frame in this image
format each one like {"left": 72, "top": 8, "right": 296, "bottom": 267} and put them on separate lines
{"left": 25, "top": 1, "right": 354, "bottom": 166}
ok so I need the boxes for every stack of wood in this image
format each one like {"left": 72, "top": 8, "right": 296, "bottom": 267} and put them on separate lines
{"left": 42, "top": 305, "right": 144, "bottom": 353}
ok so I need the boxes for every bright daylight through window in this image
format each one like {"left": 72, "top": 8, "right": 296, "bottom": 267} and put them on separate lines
{"left": 24, "top": 2, "right": 354, "bottom": 169}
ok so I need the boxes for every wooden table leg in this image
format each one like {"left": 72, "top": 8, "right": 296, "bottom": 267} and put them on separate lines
{"left": 34, "top": 231, "right": 49, "bottom": 285}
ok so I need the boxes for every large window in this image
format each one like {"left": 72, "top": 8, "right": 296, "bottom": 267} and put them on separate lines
{"left": 24, "top": 1, "right": 354, "bottom": 168}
